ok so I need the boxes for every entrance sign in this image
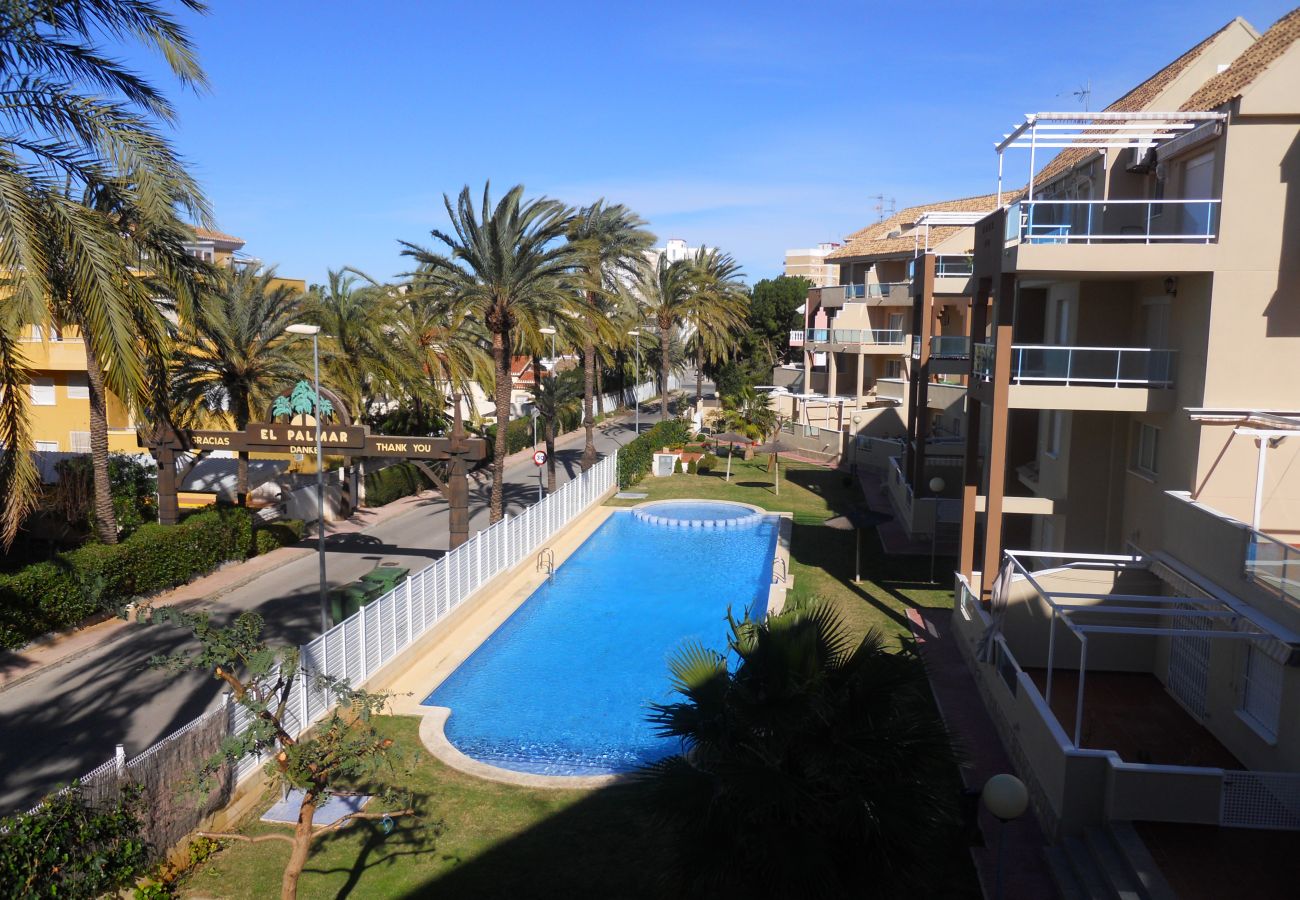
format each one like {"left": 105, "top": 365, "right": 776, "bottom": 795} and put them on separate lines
{"left": 143, "top": 422, "right": 488, "bottom": 549}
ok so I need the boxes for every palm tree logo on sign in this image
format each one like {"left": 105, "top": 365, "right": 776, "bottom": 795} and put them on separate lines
{"left": 271, "top": 380, "right": 335, "bottom": 425}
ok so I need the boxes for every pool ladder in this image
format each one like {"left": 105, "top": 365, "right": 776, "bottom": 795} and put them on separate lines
{"left": 536, "top": 547, "right": 555, "bottom": 578}
{"left": 772, "top": 557, "right": 787, "bottom": 584}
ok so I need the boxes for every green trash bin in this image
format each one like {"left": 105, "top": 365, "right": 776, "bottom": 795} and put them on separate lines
{"left": 360, "top": 565, "right": 409, "bottom": 594}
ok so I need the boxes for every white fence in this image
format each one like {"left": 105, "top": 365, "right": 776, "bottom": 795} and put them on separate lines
{"left": 597, "top": 371, "right": 681, "bottom": 413}
{"left": 24, "top": 452, "right": 619, "bottom": 813}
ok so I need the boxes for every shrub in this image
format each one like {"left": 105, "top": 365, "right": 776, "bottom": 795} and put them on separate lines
{"left": 686, "top": 459, "right": 697, "bottom": 475}
{"left": 617, "top": 419, "right": 693, "bottom": 488}
{"left": 365, "top": 462, "right": 434, "bottom": 506}
{"left": 0, "top": 783, "right": 151, "bottom": 898}
{"left": 254, "top": 519, "right": 304, "bottom": 556}
{"left": 0, "top": 506, "right": 260, "bottom": 650}
{"left": 699, "top": 452, "right": 718, "bottom": 474}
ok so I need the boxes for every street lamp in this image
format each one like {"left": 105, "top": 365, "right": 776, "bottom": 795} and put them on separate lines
{"left": 982, "top": 773, "right": 1029, "bottom": 900}
{"left": 627, "top": 330, "right": 641, "bottom": 434}
{"left": 286, "top": 322, "right": 328, "bottom": 634}
{"left": 538, "top": 326, "right": 557, "bottom": 367}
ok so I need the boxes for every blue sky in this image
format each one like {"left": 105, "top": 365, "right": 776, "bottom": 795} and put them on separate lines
{"left": 136, "top": 0, "right": 1295, "bottom": 286}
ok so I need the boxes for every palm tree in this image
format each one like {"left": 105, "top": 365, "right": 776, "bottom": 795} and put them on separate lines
{"left": 567, "top": 202, "right": 654, "bottom": 470}
{"left": 394, "top": 283, "right": 492, "bottom": 441}
{"left": 634, "top": 250, "right": 747, "bottom": 422}
{"left": 721, "top": 386, "right": 777, "bottom": 440}
{"left": 0, "top": 0, "right": 210, "bottom": 545}
{"left": 171, "top": 266, "right": 311, "bottom": 503}
{"left": 401, "top": 184, "right": 577, "bottom": 522}
{"left": 640, "top": 600, "right": 961, "bottom": 898}
{"left": 529, "top": 368, "right": 582, "bottom": 492}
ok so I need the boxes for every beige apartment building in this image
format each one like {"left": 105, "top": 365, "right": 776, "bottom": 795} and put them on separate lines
{"left": 782, "top": 242, "right": 840, "bottom": 287}
{"left": 941, "top": 10, "right": 1300, "bottom": 890}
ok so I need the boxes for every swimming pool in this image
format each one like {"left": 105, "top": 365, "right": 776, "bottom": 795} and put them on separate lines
{"left": 422, "top": 502, "right": 779, "bottom": 776}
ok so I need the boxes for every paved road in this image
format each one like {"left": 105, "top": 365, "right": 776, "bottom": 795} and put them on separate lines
{"left": 0, "top": 400, "right": 681, "bottom": 811}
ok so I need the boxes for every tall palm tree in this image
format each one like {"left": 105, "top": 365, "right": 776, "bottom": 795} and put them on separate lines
{"left": 641, "top": 600, "right": 961, "bottom": 898}
{"left": 394, "top": 283, "right": 492, "bottom": 440}
{"left": 171, "top": 266, "right": 310, "bottom": 503}
{"left": 529, "top": 367, "right": 581, "bottom": 492}
{"left": 567, "top": 202, "right": 654, "bottom": 470}
{"left": 34, "top": 183, "right": 208, "bottom": 543}
{"left": 401, "top": 184, "right": 577, "bottom": 522}
{"left": 634, "top": 250, "right": 747, "bottom": 420}
{"left": 0, "top": 0, "right": 210, "bottom": 545}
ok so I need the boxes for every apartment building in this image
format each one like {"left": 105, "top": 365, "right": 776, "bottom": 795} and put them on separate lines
{"left": 943, "top": 9, "right": 1300, "bottom": 881}
{"left": 20, "top": 227, "right": 306, "bottom": 460}
{"left": 783, "top": 242, "right": 840, "bottom": 287}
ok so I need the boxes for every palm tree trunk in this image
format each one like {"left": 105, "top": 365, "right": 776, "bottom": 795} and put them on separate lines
{"left": 580, "top": 330, "right": 596, "bottom": 471}
{"left": 660, "top": 327, "right": 671, "bottom": 420}
{"left": 233, "top": 395, "right": 250, "bottom": 507}
{"left": 545, "top": 416, "right": 557, "bottom": 493}
{"left": 596, "top": 365, "right": 605, "bottom": 418}
{"left": 695, "top": 363, "right": 703, "bottom": 406}
{"left": 84, "top": 341, "right": 118, "bottom": 543}
{"left": 490, "top": 329, "right": 509, "bottom": 522}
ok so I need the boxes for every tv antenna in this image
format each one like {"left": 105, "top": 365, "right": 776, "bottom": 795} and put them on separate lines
{"left": 1057, "top": 79, "right": 1092, "bottom": 111}
{"left": 870, "top": 193, "right": 896, "bottom": 222}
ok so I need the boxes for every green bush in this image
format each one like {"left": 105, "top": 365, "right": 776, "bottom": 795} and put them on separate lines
{"left": 254, "top": 519, "right": 304, "bottom": 556}
{"left": 686, "top": 459, "right": 697, "bottom": 475}
{"left": 616, "top": 418, "right": 693, "bottom": 488}
{"left": 0, "top": 506, "right": 259, "bottom": 650}
{"left": 0, "top": 783, "right": 151, "bottom": 898}
{"left": 698, "top": 452, "right": 718, "bottom": 474}
{"left": 480, "top": 417, "right": 535, "bottom": 457}
{"left": 365, "top": 462, "right": 434, "bottom": 506}
{"left": 674, "top": 458, "right": 684, "bottom": 474}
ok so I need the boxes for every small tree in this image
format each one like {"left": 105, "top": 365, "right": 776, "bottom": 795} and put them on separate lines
{"left": 149, "top": 610, "right": 413, "bottom": 900}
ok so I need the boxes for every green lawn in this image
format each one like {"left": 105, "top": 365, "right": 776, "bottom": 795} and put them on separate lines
{"left": 182, "top": 456, "right": 969, "bottom": 898}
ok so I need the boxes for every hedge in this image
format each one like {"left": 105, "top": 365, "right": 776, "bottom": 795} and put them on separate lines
{"left": 364, "top": 462, "right": 435, "bottom": 506}
{"left": 0, "top": 508, "right": 303, "bottom": 651}
{"left": 617, "top": 419, "right": 694, "bottom": 488}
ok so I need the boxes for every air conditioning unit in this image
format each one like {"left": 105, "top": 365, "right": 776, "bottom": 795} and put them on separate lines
{"left": 1127, "top": 146, "right": 1157, "bottom": 175}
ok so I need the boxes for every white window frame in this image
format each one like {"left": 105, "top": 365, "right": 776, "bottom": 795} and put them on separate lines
{"left": 34, "top": 440, "right": 58, "bottom": 452}
{"left": 29, "top": 377, "right": 55, "bottom": 406}
{"left": 1238, "top": 642, "right": 1283, "bottom": 743}
{"left": 1130, "top": 421, "right": 1159, "bottom": 478}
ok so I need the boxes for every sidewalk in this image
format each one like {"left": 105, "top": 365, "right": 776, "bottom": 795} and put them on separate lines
{"left": 906, "top": 606, "right": 1056, "bottom": 900}
{"left": 0, "top": 403, "right": 653, "bottom": 694}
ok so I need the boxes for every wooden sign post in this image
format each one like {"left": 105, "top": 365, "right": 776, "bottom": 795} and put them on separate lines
{"left": 142, "top": 424, "right": 487, "bottom": 549}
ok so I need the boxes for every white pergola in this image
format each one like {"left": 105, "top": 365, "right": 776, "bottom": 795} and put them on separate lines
{"left": 996, "top": 549, "right": 1296, "bottom": 748}
{"left": 995, "top": 111, "right": 1228, "bottom": 205}
{"left": 912, "top": 210, "right": 994, "bottom": 253}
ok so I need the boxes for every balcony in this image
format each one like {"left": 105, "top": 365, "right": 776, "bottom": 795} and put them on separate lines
{"left": 814, "top": 282, "right": 912, "bottom": 308}
{"left": 1246, "top": 530, "right": 1300, "bottom": 611}
{"left": 876, "top": 378, "right": 966, "bottom": 412}
{"left": 805, "top": 328, "right": 907, "bottom": 352}
{"left": 930, "top": 335, "right": 970, "bottom": 358}
{"left": 1002, "top": 199, "right": 1221, "bottom": 275}
{"left": 789, "top": 329, "right": 804, "bottom": 347}
{"left": 907, "top": 255, "right": 975, "bottom": 294}
{"left": 972, "top": 343, "right": 1176, "bottom": 411}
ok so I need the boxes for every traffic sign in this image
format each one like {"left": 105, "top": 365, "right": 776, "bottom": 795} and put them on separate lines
{"left": 533, "top": 450, "right": 547, "bottom": 466}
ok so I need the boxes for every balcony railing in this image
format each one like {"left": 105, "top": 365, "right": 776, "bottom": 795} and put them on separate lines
{"left": 806, "top": 328, "right": 907, "bottom": 346}
{"left": 1006, "top": 199, "right": 1220, "bottom": 245}
{"left": 973, "top": 343, "right": 1176, "bottom": 388}
{"left": 789, "top": 329, "right": 805, "bottom": 347}
{"left": 908, "top": 255, "right": 975, "bottom": 279}
{"left": 931, "top": 335, "right": 971, "bottom": 358}
{"left": 1246, "top": 531, "right": 1300, "bottom": 608}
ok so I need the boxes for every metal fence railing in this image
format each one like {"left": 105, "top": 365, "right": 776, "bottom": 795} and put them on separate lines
{"left": 15, "top": 452, "right": 620, "bottom": 841}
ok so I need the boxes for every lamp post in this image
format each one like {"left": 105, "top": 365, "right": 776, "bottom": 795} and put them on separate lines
{"left": 627, "top": 330, "right": 641, "bottom": 434}
{"left": 982, "top": 773, "right": 1029, "bottom": 900}
{"left": 539, "top": 326, "right": 557, "bottom": 367}
{"left": 286, "top": 322, "right": 328, "bottom": 633}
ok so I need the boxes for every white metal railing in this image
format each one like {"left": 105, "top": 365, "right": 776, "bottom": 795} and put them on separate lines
{"left": 973, "top": 343, "right": 1176, "bottom": 388}
{"left": 908, "top": 255, "right": 974, "bottom": 279}
{"left": 1006, "top": 199, "right": 1220, "bottom": 245}
{"left": 26, "top": 454, "right": 620, "bottom": 807}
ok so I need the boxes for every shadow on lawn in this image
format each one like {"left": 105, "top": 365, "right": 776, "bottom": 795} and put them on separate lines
{"left": 397, "top": 781, "right": 667, "bottom": 900}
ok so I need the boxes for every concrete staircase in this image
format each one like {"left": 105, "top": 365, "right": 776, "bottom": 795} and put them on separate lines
{"left": 1044, "top": 823, "right": 1179, "bottom": 900}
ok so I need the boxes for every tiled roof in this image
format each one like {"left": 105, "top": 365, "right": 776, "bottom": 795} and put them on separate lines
{"left": 827, "top": 192, "right": 1003, "bottom": 261}
{"left": 192, "top": 226, "right": 246, "bottom": 246}
{"left": 1180, "top": 8, "right": 1300, "bottom": 111}
{"left": 1033, "top": 17, "right": 1246, "bottom": 189}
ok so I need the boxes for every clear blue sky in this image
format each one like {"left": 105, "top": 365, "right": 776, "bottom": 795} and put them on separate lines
{"left": 135, "top": 0, "right": 1296, "bottom": 286}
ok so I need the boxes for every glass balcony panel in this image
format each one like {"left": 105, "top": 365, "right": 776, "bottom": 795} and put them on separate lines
{"left": 931, "top": 336, "right": 971, "bottom": 357}
{"left": 1014, "top": 200, "right": 1220, "bottom": 244}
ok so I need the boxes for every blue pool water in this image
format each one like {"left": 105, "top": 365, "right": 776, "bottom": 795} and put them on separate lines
{"left": 423, "top": 506, "right": 778, "bottom": 776}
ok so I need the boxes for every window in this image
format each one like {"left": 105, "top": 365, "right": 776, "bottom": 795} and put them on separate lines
{"left": 29, "top": 377, "right": 55, "bottom": 405}
{"left": 34, "top": 441, "right": 58, "bottom": 452}
{"left": 884, "top": 360, "right": 903, "bottom": 379}
{"left": 69, "top": 431, "right": 91, "bottom": 453}
{"left": 1240, "top": 643, "right": 1284, "bottom": 741}
{"left": 66, "top": 373, "right": 89, "bottom": 400}
{"left": 1130, "top": 421, "right": 1159, "bottom": 477}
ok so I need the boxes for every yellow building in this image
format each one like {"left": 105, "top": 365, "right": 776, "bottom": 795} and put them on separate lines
{"left": 18, "top": 226, "right": 307, "bottom": 457}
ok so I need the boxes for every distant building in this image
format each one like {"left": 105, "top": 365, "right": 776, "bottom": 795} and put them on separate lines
{"left": 646, "top": 237, "right": 711, "bottom": 268}
{"left": 783, "top": 243, "right": 841, "bottom": 287}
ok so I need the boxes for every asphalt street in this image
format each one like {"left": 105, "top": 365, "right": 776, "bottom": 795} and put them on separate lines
{"left": 0, "top": 401, "right": 678, "bottom": 811}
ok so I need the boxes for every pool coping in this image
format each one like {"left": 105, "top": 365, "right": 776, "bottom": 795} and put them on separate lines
{"left": 379, "top": 497, "right": 794, "bottom": 790}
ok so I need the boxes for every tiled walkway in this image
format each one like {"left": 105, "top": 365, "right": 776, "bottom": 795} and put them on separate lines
{"left": 908, "top": 606, "right": 1057, "bottom": 900}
